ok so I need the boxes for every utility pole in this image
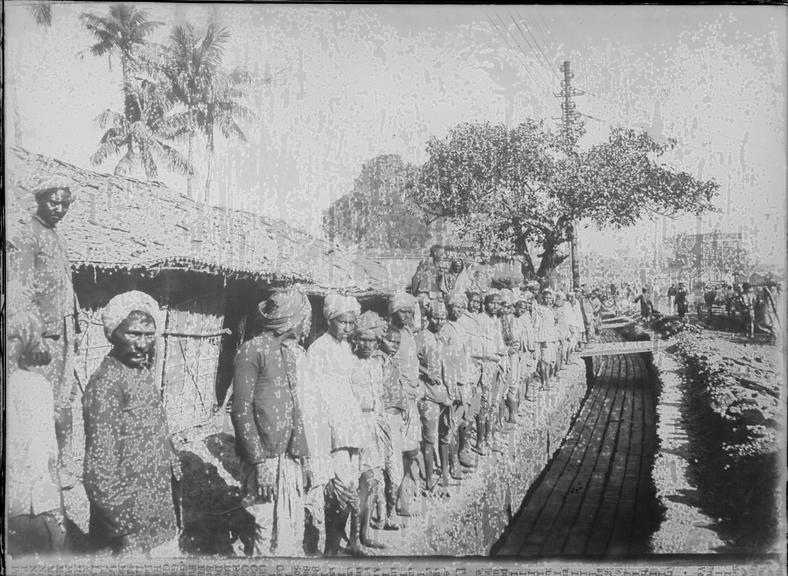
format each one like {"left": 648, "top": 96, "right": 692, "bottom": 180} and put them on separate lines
{"left": 554, "top": 60, "right": 584, "bottom": 290}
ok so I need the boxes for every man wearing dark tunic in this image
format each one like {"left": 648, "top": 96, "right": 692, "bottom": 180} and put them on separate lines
{"left": 8, "top": 186, "right": 79, "bottom": 482}
{"left": 410, "top": 244, "right": 447, "bottom": 298}
{"left": 83, "top": 291, "right": 179, "bottom": 555}
{"left": 232, "top": 289, "right": 313, "bottom": 556}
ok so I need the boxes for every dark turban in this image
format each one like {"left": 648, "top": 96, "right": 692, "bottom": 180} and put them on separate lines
{"left": 258, "top": 289, "right": 312, "bottom": 335}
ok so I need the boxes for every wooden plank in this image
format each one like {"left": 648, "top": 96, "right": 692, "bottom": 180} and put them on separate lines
{"left": 609, "top": 351, "right": 646, "bottom": 552}
{"left": 527, "top": 352, "right": 626, "bottom": 555}
{"left": 586, "top": 353, "right": 639, "bottom": 555}
{"left": 568, "top": 353, "right": 629, "bottom": 555}
{"left": 499, "top": 355, "right": 612, "bottom": 555}
{"left": 629, "top": 356, "right": 658, "bottom": 554}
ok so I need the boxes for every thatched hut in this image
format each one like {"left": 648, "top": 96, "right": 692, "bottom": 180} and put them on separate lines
{"left": 6, "top": 147, "right": 395, "bottom": 446}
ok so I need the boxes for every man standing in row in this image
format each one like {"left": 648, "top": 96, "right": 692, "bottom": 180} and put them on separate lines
{"left": 231, "top": 289, "right": 313, "bottom": 557}
{"left": 8, "top": 185, "right": 80, "bottom": 486}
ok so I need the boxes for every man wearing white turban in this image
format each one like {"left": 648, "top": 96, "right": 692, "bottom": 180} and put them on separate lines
{"left": 231, "top": 289, "right": 313, "bottom": 556}
{"left": 305, "top": 293, "right": 366, "bottom": 556}
{"left": 83, "top": 291, "right": 180, "bottom": 555}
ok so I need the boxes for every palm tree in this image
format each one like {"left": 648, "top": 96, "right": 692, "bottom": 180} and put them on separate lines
{"left": 163, "top": 23, "right": 253, "bottom": 202}
{"left": 80, "top": 4, "right": 161, "bottom": 175}
{"left": 91, "top": 76, "right": 191, "bottom": 180}
{"left": 202, "top": 68, "right": 254, "bottom": 203}
{"left": 28, "top": 2, "right": 52, "bottom": 27}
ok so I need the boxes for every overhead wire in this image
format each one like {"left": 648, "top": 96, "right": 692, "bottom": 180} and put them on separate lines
{"left": 512, "top": 9, "right": 558, "bottom": 82}
{"left": 505, "top": 9, "right": 555, "bottom": 88}
{"left": 484, "top": 7, "right": 551, "bottom": 93}
{"left": 485, "top": 14, "right": 541, "bottom": 90}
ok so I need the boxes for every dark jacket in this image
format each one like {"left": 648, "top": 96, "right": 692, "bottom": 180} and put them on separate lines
{"left": 231, "top": 332, "right": 309, "bottom": 463}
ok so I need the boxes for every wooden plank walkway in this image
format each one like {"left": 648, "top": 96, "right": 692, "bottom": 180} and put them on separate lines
{"left": 496, "top": 331, "right": 658, "bottom": 557}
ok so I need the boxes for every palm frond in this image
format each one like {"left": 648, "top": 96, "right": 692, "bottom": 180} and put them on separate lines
{"left": 29, "top": 3, "right": 52, "bottom": 27}
{"left": 94, "top": 109, "right": 127, "bottom": 130}
{"left": 91, "top": 140, "right": 122, "bottom": 166}
{"left": 151, "top": 139, "right": 193, "bottom": 176}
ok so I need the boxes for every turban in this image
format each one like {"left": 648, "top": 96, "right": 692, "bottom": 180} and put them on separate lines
{"left": 483, "top": 288, "right": 500, "bottom": 303}
{"left": 499, "top": 289, "right": 515, "bottom": 305}
{"left": 428, "top": 300, "right": 447, "bottom": 318}
{"left": 34, "top": 184, "right": 73, "bottom": 201}
{"left": 323, "top": 293, "right": 361, "bottom": 321}
{"left": 353, "top": 310, "right": 387, "bottom": 339}
{"left": 388, "top": 292, "right": 417, "bottom": 315}
{"left": 258, "top": 289, "right": 312, "bottom": 335}
{"left": 102, "top": 290, "right": 162, "bottom": 341}
{"left": 445, "top": 292, "right": 468, "bottom": 307}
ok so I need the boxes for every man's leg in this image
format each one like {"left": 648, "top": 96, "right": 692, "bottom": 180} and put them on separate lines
{"left": 438, "top": 405, "right": 458, "bottom": 487}
{"left": 240, "top": 459, "right": 276, "bottom": 557}
{"left": 303, "top": 485, "right": 326, "bottom": 556}
{"left": 358, "top": 469, "right": 384, "bottom": 548}
{"left": 382, "top": 411, "right": 403, "bottom": 528}
{"left": 419, "top": 400, "right": 439, "bottom": 492}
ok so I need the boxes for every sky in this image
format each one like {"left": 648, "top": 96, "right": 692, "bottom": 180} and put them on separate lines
{"left": 5, "top": 3, "right": 787, "bottom": 269}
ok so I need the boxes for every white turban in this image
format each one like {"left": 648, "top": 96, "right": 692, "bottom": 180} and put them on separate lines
{"left": 499, "top": 289, "right": 515, "bottom": 305}
{"left": 445, "top": 292, "right": 468, "bottom": 307}
{"left": 102, "top": 290, "right": 162, "bottom": 340}
{"left": 323, "top": 293, "right": 360, "bottom": 321}
{"left": 388, "top": 292, "right": 417, "bottom": 315}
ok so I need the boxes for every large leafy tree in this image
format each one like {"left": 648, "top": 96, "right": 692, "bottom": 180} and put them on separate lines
{"left": 324, "top": 154, "right": 432, "bottom": 251}
{"left": 412, "top": 120, "right": 719, "bottom": 285}
{"left": 163, "top": 23, "right": 253, "bottom": 202}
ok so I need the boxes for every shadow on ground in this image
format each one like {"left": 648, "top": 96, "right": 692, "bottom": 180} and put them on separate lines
{"left": 178, "top": 437, "right": 255, "bottom": 556}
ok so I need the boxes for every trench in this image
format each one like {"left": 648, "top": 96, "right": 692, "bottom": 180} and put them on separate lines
{"left": 493, "top": 329, "right": 662, "bottom": 557}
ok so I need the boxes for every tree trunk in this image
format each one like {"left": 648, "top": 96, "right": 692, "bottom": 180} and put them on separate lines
{"left": 520, "top": 251, "right": 537, "bottom": 281}
{"left": 204, "top": 130, "right": 214, "bottom": 204}
{"left": 536, "top": 242, "right": 570, "bottom": 289}
{"left": 187, "top": 126, "right": 196, "bottom": 200}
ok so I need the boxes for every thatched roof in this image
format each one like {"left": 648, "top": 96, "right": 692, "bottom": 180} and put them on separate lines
{"left": 6, "top": 147, "right": 394, "bottom": 294}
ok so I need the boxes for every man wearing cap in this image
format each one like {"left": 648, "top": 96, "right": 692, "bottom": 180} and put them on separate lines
{"left": 455, "top": 292, "right": 483, "bottom": 466}
{"left": 305, "top": 294, "right": 367, "bottom": 556}
{"left": 567, "top": 291, "right": 586, "bottom": 352}
{"left": 514, "top": 291, "right": 537, "bottom": 404}
{"left": 498, "top": 289, "right": 522, "bottom": 427}
{"left": 442, "top": 292, "right": 478, "bottom": 471}
{"left": 350, "top": 310, "right": 397, "bottom": 547}
{"left": 387, "top": 292, "right": 423, "bottom": 515}
{"left": 474, "top": 291, "right": 507, "bottom": 455}
{"left": 416, "top": 301, "right": 454, "bottom": 494}
{"left": 8, "top": 185, "right": 79, "bottom": 484}
{"left": 534, "top": 290, "right": 558, "bottom": 389}
{"left": 232, "top": 289, "right": 313, "bottom": 556}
